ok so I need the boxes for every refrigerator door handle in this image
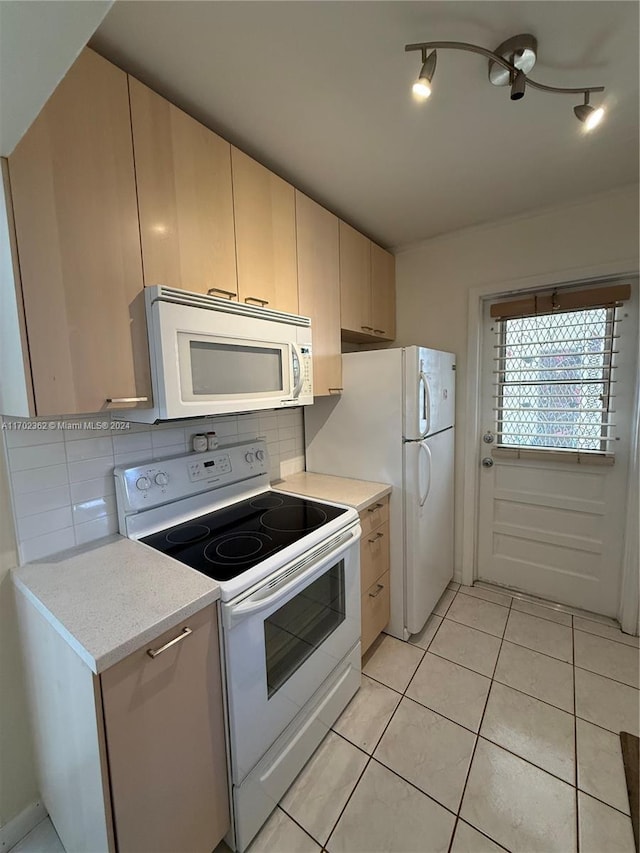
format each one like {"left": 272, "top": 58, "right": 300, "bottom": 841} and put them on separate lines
{"left": 419, "top": 441, "right": 432, "bottom": 507}
{"left": 419, "top": 371, "right": 431, "bottom": 438}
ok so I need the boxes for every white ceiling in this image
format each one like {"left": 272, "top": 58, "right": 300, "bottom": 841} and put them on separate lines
{"left": 0, "top": 0, "right": 113, "bottom": 156}
{"left": 91, "top": 1, "right": 639, "bottom": 249}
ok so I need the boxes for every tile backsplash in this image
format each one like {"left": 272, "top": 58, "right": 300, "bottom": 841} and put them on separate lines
{"left": 2, "top": 409, "right": 305, "bottom": 564}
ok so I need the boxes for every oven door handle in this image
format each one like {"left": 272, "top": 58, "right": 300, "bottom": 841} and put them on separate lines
{"left": 224, "top": 524, "right": 361, "bottom": 628}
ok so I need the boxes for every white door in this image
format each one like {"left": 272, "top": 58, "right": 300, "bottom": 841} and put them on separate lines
{"left": 404, "top": 428, "right": 455, "bottom": 634}
{"left": 476, "top": 286, "right": 638, "bottom": 617}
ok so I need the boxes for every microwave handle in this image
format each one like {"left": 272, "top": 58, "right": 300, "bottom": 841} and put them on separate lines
{"left": 291, "top": 343, "right": 305, "bottom": 398}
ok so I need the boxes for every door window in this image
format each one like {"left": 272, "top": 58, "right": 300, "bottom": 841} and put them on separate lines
{"left": 264, "top": 561, "right": 345, "bottom": 698}
{"left": 495, "top": 308, "right": 616, "bottom": 453}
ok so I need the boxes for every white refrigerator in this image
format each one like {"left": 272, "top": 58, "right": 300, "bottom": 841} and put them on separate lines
{"left": 305, "top": 346, "right": 455, "bottom": 640}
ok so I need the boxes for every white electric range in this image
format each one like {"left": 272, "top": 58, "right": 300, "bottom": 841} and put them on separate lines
{"left": 114, "top": 439, "right": 362, "bottom": 851}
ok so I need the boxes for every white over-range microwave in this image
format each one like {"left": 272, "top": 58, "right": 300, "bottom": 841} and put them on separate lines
{"left": 116, "top": 286, "right": 313, "bottom": 423}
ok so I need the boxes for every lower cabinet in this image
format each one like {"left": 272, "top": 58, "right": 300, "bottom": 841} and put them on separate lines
{"left": 359, "top": 496, "right": 391, "bottom": 654}
{"left": 16, "top": 596, "right": 230, "bottom": 853}
{"left": 101, "top": 606, "right": 229, "bottom": 853}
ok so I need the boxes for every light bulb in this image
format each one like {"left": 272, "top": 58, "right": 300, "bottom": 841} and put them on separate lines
{"left": 585, "top": 106, "right": 605, "bottom": 130}
{"left": 574, "top": 101, "right": 605, "bottom": 131}
{"left": 412, "top": 80, "right": 432, "bottom": 100}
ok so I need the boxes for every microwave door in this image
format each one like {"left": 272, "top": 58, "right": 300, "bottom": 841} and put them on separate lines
{"left": 173, "top": 333, "right": 292, "bottom": 416}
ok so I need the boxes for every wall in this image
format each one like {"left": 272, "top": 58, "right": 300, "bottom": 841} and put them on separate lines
{"left": 394, "top": 183, "right": 640, "bottom": 575}
{"left": 0, "top": 407, "right": 303, "bottom": 831}
{"left": 0, "top": 0, "right": 113, "bottom": 156}
{"left": 2, "top": 410, "right": 304, "bottom": 565}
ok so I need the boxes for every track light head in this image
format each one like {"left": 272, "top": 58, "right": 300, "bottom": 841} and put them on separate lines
{"left": 510, "top": 70, "right": 526, "bottom": 101}
{"left": 412, "top": 50, "right": 437, "bottom": 100}
{"left": 574, "top": 99, "right": 605, "bottom": 130}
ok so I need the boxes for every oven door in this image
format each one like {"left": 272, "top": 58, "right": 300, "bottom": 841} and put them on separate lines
{"left": 222, "top": 523, "right": 361, "bottom": 784}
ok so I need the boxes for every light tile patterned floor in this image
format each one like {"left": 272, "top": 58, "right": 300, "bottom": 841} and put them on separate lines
{"left": 250, "top": 583, "right": 639, "bottom": 853}
{"left": 15, "top": 585, "right": 639, "bottom": 853}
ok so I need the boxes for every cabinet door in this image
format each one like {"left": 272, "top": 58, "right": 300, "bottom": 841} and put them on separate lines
{"left": 371, "top": 243, "right": 396, "bottom": 341}
{"left": 295, "top": 192, "right": 341, "bottom": 396}
{"left": 361, "top": 571, "right": 391, "bottom": 655}
{"left": 8, "top": 49, "right": 150, "bottom": 416}
{"left": 339, "top": 221, "right": 371, "bottom": 337}
{"left": 231, "top": 148, "right": 298, "bottom": 313}
{"left": 101, "top": 605, "right": 229, "bottom": 853}
{"left": 360, "top": 520, "right": 390, "bottom": 592}
{"left": 129, "top": 78, "right": 237, "bottom": 298}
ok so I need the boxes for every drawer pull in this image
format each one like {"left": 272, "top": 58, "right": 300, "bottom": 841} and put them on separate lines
{"left": 207, "top": 287, "right": 237, "bottom": 300}
{"left": 147, "top": 627, "right": 192, "bottom": 658}
{"left": 328, "top": 388, "right": 343, "bottom": 394}
{"left": 367, "top": 503, "right": 385, "bottom": 513}
{"left": 106, "top": 397, "right": 148, "bottom": 404}
{"left": 245, "top": 296, "right": 269, "bottom": 306}
{"left": 369, "top": 583, "right": 385, "bottom": 598}
{"left": 361, "top": 325, "right": 374, "bottom": 332}
{"left": 374, "top": 329, "right": 386, "bottom": 335}
{"left": 368, "top": 532, "right": 384, "bottom": 543}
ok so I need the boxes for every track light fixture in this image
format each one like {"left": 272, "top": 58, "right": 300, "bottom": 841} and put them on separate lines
{"left": 412, "top": 49, "right": 437, "bottom": 100}
{"left": 406, "top": 33, "right": 606, "bottom": 130}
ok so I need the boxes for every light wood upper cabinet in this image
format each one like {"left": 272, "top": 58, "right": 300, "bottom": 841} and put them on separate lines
{"left": 371, "top": 243, "right": 396, "bottom": 341}
{"left": 101, "top": 605, "right": 229, "bottom": 853}
{"left": 129, "top": 78, "right": 237, "bottom": 298}
{"left": 339, "top": 221, "right": 371, "bottom": 336}
{"left": 339, "top": 221, "right": 396, "bottom": 343}
{"left": 295, "top": 192, "right": 342, "bottom": 396}
{"left": 231, "top": 148, "right": 298, "bottom": 313}
{"left": 7, "top": 48, "right": 150, "bottom": 416}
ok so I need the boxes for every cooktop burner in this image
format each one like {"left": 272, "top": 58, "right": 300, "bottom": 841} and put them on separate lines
{"left": 140, "top": 491, "right": 348, "bottom": 581}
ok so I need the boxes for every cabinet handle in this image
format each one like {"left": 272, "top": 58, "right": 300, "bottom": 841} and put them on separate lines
{"left": 368, "top": 532, "right": 384, "bottom": 543}
{"left": 374, "top": 329, "right": 386, "bottom": 335}
{"left": 208, "top": 288, "right": 237, "bottom": 300}
{"left": 328, "top": 388, "right": 343, "bottom": 394}
{"left": 147, "top": 627, "right": 192, "bottom": 658}
{"left": 106, "top": 397, "right": 148, "bottom": 404}
{"left": 361, "top": 325, "right": 374, "bottom": 332}
{"left": 369, "top": 583, "right": 385, "bottom": 598}
{"left": 245, "top": 296, "right": 269, "bottom": 306}
{"left": 367, "top": 503, "right": 385, "bottom": 512}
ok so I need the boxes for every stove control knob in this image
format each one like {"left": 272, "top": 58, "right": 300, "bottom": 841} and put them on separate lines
{"left": 255, "top": 450, "right": 265, "bottom": 462}
{"left": 154, "top": 472, "right": 169, "bottom": 486}
{"left": 136, "top": 476, "right": 151, "bottom": 491}
{"left": 245, "top": 452, "right": 255, "bottom": 463}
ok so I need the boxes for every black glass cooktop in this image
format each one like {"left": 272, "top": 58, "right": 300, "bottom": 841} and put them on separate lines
{"left": 141, "top": 491, "right": 348, "bottom": 581}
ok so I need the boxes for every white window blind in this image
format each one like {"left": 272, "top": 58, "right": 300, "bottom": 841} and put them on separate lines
{"left": 493, "top": 307, "right": 618, "bottom": 453}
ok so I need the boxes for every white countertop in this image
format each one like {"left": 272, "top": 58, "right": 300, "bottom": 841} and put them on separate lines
{"left": 12, "top": 535, "right": 220, "bottom": 675}
{"left": 275, "top": 471, "right": 392, "bottom": 513}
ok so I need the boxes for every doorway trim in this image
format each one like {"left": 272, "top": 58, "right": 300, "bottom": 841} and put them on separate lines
{"left": 460, "top": 257, "right": 639, "bottom": 632}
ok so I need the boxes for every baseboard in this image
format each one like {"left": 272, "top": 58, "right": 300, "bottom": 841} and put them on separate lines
{"left": 0, "top": 800, "right": 46, "bottom": 851}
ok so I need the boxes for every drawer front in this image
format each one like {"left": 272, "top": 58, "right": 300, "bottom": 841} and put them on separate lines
{"left": 360, "top": 520, "right": 390, "bottom": 592}
{"left": 358, "top": 496, "right": 389, "bottom": 537}
{"left": 361, "top": 571, "right": 390, "bottom": 655}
